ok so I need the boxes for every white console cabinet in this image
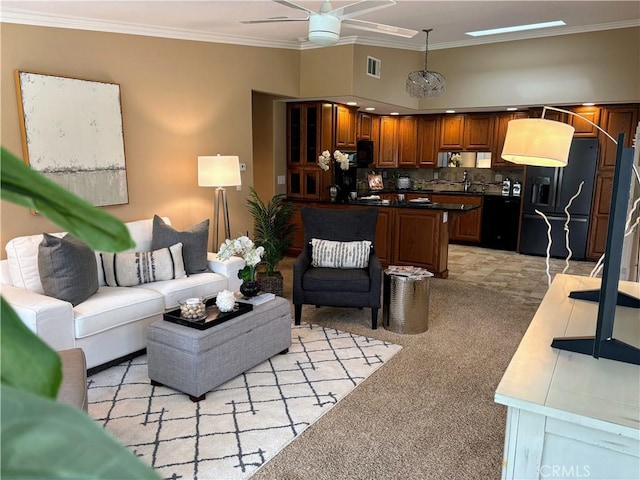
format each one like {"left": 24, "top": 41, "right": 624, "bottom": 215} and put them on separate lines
{"left": 495, "top": 274, "right": 640, "bottom": 480}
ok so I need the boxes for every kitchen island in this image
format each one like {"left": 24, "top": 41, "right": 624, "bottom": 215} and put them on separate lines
{"left": 287, "top": 199, "right": 479, "bottom": 278}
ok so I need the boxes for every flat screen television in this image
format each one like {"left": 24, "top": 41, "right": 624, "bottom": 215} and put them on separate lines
{"left": 551, "top": 133, "right": 640, "bottom": 365}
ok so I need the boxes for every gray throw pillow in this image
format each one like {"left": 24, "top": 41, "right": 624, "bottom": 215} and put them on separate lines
{"left": 151, "top": 215, "right": 209, "bottom": 274}
{"left": 38, "top": 233, "right": 99, "bottom": 306}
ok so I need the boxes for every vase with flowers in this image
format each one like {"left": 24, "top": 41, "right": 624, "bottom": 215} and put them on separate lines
{"left": 216, "top": 235, "right": 265, "bottom": 297}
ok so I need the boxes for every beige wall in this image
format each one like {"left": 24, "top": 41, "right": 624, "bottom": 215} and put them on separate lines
{"left": 1, "top": 23, "right": 300, "bottom": 255}
{"left": 2, "top": 23, "right": 639, "bottom": 258}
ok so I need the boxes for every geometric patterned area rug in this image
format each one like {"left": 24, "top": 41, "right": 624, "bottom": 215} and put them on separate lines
{"left": 88, "top": 323, "right": 401, "bottom": 479}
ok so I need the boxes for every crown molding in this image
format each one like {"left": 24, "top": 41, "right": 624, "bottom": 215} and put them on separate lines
{"left": 1, "top": 7, "right": 638, "bottom": 52}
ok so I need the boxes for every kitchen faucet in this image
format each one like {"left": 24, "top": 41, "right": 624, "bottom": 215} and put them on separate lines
{"left": 462, "top": 170, "right": 472, "bottom": 192}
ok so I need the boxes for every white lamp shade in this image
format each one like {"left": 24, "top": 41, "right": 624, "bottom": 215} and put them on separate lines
{"left": 198, "top": 155, "right": 241, "bottom": 187}
{"left": 501, "top": 118, "right": 575, "bottom": 167}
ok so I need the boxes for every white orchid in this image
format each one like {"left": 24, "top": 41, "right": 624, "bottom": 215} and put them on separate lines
{"left": 317, "top": 149, "right": 350, "bottom": 171}
{"left": 217, "top": 235, "right": 265, "bottom": 282}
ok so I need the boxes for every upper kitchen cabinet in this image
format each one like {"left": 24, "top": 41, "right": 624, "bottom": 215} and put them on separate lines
{"left": 529, "top": 107, "right": 566, "bottom": 123}
{"left": 286, "top": 102, "right": 334, "bottom": 165}
{"left": 357, "top": 112, "right": 373, "bottom": 141}
{"left": 398, "top": 116, "right": 418, "bottom": 167}
{"left": 598, "top": 105, "right": 639, "bottom": 169}
{"left": 439, "top": 113, "right": 493, "bottom": 151}
{"left": 568, "top": 106, "right": 601, "bottom": 137}
{"left": 464, "top": 114, "right": 494, "bottom": 150}
{"left": 439, "top": 114, "right": 465, "bottom": 150}
{"left": 378, "top": 115, "right": 399, "bottom": 167}
{"left": 335, "top": 104, "right": 358, "bottom": 149}
{"left": 492, "top": 111, "right": 528, "bottom": 168}
{"left": 417, "top": 115, "right": 440, "bottom": 167}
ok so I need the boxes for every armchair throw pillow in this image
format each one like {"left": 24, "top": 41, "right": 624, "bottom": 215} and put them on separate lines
{"left": 100, "top": 243, "right": 187, "bottom": 287}
{"left": 311, "top": 238, "right": 372, "bottom": 269}
{"left": 151, "top": 215, "right": 209, "bottom": 274}
{"left": 38, "top": 233, "right": 99, "bottom": 306}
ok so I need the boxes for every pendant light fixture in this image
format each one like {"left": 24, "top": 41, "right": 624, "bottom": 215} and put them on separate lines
{"left": 406, "top": 29, "right": 446, "bottom": 98}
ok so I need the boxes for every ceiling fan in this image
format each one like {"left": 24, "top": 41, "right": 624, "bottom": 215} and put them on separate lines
{"left": 240, "top": 0, "right": 418, "bottom": 46}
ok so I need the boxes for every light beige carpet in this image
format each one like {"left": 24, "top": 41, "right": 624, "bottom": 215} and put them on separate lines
{"left": 253, "top": 277, "right": 538, "bottom": 480}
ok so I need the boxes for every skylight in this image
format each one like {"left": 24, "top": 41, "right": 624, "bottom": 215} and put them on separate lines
{"left": 466, "top": 21, "right": 566, "bottom": 37}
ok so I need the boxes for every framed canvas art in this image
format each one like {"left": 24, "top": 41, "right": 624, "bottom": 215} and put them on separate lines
{"left": 15, "top": 71, "right": 129, "bottom": 207}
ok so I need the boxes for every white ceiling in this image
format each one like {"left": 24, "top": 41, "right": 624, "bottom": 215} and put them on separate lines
{"left": 2, "top": 0, "right": 639, "bottom": 51}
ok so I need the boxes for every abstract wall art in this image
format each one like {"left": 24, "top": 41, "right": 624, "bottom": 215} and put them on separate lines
{"left": 15, "top": 71, "right": 129, "bottom": 207}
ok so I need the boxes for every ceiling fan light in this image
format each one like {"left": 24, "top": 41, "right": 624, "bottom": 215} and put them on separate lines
{"left": 309, "top": 14, "right": 341, "bottom": 46}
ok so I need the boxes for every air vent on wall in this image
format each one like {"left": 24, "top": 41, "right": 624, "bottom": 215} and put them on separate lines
{"left": 367, "top": 56, "right": 381, "bottom": 78}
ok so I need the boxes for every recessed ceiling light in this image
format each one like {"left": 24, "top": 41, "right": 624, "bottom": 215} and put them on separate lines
{"left": 506, "top": 107, "right": 518, "bottom": 111}
{"left": 445, "top": 110, "right": 456, "bottom": 114}
{"left": 466, "top": 21, "right": 566, "bottom": 37}
{"left": 346, "top": 101, "right": 358, "bottom": 106}
{"left": 390, "top": 112, "right": 399, "bottom": 116}
{"left": 582, "top": 102, "right": 595, "bottom": 106}
{"left": 365, "top": 107, "right": 376, "bottom": 111}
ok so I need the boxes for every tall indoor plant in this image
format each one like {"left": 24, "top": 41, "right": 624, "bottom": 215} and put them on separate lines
{"left": 246, "top": 188, "right": 296, "bottom": 296}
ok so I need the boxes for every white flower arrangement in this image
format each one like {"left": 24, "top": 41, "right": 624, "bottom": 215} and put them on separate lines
{"left": 216, "top": 235, "right": 265, "bottom": 282}
{"left": 318, "top": 150, "right": 350, "bottom": 171}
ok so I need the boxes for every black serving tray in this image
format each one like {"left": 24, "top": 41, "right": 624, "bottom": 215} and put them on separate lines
{"left": 163, "top": 297, "right": 253, "bottom": 330}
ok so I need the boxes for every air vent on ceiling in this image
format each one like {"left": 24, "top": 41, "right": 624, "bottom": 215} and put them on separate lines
{"left": 367, "top": 56, "right": 381, "bottom": 78}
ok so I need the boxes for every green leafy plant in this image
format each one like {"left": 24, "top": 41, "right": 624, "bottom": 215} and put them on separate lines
{"left": 246, "top": 188, "right": 296, "bottom": 276}
{"left": 1, "top": 147, "right": 159, "bottom": 479}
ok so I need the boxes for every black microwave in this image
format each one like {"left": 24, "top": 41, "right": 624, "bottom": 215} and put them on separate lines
{"left": 357, "top": 140, "right": 374, "bottom": 167}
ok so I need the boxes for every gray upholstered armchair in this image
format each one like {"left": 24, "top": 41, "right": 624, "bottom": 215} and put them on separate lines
{"left": 293, "top": 207, "right": 382, "bottom": 329}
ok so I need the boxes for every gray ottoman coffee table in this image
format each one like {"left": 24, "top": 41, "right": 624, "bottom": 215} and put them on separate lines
{"left": 147, "top": 296, "right": 292, "bottom": 402}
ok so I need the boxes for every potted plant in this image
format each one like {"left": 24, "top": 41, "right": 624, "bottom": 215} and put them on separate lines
{"left": 246, "top": 188, "right": 296, "bottom": 296}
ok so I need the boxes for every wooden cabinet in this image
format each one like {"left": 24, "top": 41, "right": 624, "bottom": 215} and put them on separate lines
{"left": 586, "top": 105, "right": 639, "bottom": 259}
{"left": 597, "top": 106, "right": 639, "bottom": 170}
{"left": 374, "top": 208, "right": 393, "bottom": 265}
{"left": 430, "top": 194, "right": 483, "bottom": 244}
{"left": 393, "top": 209, "right": 449, "bottom": 277}
{"left": 439, "top": 114, "right": 465, "bottom": 150}
{"left": 492, "top": 112, "right": 528, "bottom": 168}
{"left": 439, "top": 114, "right": 493, "bottom": 151}
{"left": 335, "top": 104, "right": 357, "bottom": 149}
{"left": 286, "top": 102, "right": 334, "bottom": 201}
{"left": 287, "top": 202, "right": 306, "bottom": 255}
{"left": 357, "top": 112, "right": 373, "bottom": 140}
{"left": 568, "top": 105, "right": 601, "bottom": 137}
{"left": 397, "top": 116, "right": 418, "bottom": 167}
{"left": 417, "top": 115, "right": 440, "bottom": 167}
{"left": 378, "top": 116, "right": 399, "bottom": 167}
{"left": 463, "top": 114, "right": 494, "bottom": 150}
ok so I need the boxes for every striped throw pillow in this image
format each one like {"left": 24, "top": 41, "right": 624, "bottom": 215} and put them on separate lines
{"left": 311, "top": 239, "right": 372, "bottom": 269}
{"left": 100, "top": 243, "right": 187, "bottom": 287}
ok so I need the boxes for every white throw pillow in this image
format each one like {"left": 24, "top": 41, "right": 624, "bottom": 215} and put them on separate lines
{"left": 311, "top": 239, "right": 372, "bottom": 269}
{"left": 100, "top": 243, "right": 187, "bottom": 287}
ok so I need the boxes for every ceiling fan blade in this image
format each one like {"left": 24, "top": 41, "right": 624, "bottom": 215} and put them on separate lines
{"left": 342, "top": 18, "right": 418, "bottom": 38}
{"left": 330, "top": 0, "right": 396, "bottom": 20}
{"left": 240, "top": 16, "right": 309, "bottom": 24}
{"left": 273, "top": 0, "right": 317, "bottom": 15}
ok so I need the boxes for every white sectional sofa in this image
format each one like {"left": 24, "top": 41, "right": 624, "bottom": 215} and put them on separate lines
{"left": 0, "top": 217, "right": 244, "bottom": 369}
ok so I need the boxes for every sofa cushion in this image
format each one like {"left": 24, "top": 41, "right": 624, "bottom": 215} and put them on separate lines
{"left": 135, "top": 271, "right": 228, "bottom": 310}
{"left": 151, "top": 215, "right": 209, "bottom": 274}
{"left": 6, "top": 232, "right": 64, "bottom": 293}
{"left": 73, "top": 286, "right": 165, "bottom": 339}
{"left": 38, "top": 233, "right": 99, "bottom": 306}
{"left": 311, "top": 238, "right": 372, "bottom": 269}
{"left": 100, "top": 243, "right": 187, "bottom": 287}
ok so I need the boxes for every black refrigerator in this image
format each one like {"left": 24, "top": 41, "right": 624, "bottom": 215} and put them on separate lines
{"left": 519, "top": 138, "right": 598, "bottom": 260}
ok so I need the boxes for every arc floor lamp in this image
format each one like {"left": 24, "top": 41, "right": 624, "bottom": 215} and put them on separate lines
{"left": 502, "top": 105, "right": 640, "bottom": 365}
{"left": 198, "top": 154, "right": 241, "bottom": 251}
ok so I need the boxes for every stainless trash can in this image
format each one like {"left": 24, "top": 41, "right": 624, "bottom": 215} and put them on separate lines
{"left": 383, "top": 268, "right": 432, "bottom": 334}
